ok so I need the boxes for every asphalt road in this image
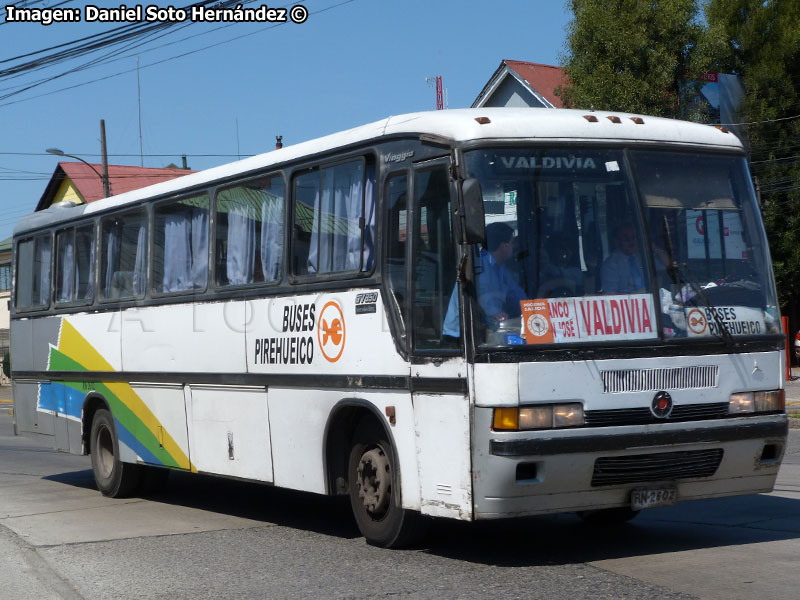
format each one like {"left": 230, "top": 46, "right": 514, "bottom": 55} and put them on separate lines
{"left": 1, "top": 410, "right": 799, "bottom": 600}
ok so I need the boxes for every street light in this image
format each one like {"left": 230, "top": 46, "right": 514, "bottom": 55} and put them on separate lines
{"left": 46, "top": 147, "right": 110, "bottom": 199}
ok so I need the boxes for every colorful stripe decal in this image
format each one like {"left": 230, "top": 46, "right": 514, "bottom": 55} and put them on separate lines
{"left": 38, "top": 319, "right": 193, "bottom": 471}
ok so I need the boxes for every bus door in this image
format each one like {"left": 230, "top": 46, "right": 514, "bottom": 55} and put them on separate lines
{"left": 408, "top": 159, "right": 473, "bottom": 519}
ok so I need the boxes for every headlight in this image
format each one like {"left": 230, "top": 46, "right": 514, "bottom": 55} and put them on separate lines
{"left": 728, "top": 390, "right": 784, "bottom": 414}
{"left": 493, "top": 404, "right": 584, "bottom": 431}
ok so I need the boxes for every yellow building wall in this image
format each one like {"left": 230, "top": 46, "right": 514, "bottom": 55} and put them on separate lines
{"left": 51, "top": 179, "right": 85, "bottom": 206}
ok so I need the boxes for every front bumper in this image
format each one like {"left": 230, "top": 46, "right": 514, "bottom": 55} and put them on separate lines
{"left": 472, "top": 408, "right": 788, "bottom": 519}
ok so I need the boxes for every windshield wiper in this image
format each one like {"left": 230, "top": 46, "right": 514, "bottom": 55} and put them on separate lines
{"left": 661, "top": 216, "right": 737, "bottom": 348}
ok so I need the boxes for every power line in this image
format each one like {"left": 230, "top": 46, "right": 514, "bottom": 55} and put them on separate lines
{"left": 0, "top": 1, "right": 255, "bottom": 100}
{"left": 750, "top": 154, "right": 800, "bottom": 165}
{"left": 0, "top": 151, "right": 255, "bottom": 157}
{"left": 0, "top": 0, "right": 357, "bottom": 108}
{"left": 721, "top": 113, "right": 800, "bottom": 127}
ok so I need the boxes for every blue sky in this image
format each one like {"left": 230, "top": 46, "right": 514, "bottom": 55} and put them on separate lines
{"left": 0, "top": 0, "right": 571, "bottom": 240}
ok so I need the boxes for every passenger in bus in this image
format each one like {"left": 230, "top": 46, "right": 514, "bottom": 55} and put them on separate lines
{"left": 601, "top": 222, "right": 646, "bottom": 294}
{"left": 442, "top": 222, "right": 526, "bottom": 337}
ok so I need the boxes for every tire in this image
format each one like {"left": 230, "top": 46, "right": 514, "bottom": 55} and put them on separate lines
{"left": 347, "top": 418, "right": 425, "bottom": 548}
{"left": 578, "top": 506, "right": 640, "bottom": 525}
{"left": 90, "top": 408, "right": 141, "bottom": 498}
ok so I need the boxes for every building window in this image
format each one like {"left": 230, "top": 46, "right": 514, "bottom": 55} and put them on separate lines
{"left": 0, "top": 264, "right": 11, "bottom": 291}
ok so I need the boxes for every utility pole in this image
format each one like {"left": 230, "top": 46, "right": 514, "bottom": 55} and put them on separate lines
{"left": 137, "top": 57, "right": 144, "bottom": 167}
{"left": 100, "top": 119, "right": 110, "bottom": 198}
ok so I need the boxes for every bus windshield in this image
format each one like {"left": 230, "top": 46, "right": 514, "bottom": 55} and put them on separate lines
{"left": 463, "top": 147, "right": 780, "bottom": 348}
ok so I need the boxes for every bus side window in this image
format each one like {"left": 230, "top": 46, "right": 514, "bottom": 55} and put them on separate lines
{"left": 385, "top": 173, "right": 408, "bottom": 331}
{"left": 100, "top": 210, "right": 147, "bottom": 301}
{"left": 292, "top": 159, "right": 372, "bottom": 277}
{"left": 55, "top": 229, "right": 75, "bottom": 304}
{"left": 55, "top": 224, "right": 95, "bottom": 305}
{"left": 412, "top": 167, "right": 459, "bottom": 351}
{"left": 75, "top": 224, "right": 96, "bottom": 301}
{"left": 16, "top": 235, "right": 51, "bottom": 309}
{"left": 153, "top": 194, "right": 210, "bottom": 294}
{"left": 292, "top": 170, "right": 319, "bottom": 276}
{"left": 216, "top": 176, "right": 284, "bottom": 287}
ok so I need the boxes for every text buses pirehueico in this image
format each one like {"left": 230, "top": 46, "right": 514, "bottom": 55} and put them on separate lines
{"left": 10, "top": 108, "right": 788, "bottom": 547}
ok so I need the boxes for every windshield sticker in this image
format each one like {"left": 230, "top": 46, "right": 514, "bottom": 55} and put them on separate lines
{"left": 521, "top": 294, "right": 657, "bottom": 344}
{"left": 685, "top": 306, "right": 764, "bottom": 337}
{"left": 605, "top": 161, "right": 620, "bottom": 172}
{"left": 687, "top": 210, "right": 746, "bottom": 259}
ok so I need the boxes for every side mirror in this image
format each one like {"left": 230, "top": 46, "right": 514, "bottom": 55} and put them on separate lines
{"left": 459, "top": 177, "right": 486, "bottom": 246}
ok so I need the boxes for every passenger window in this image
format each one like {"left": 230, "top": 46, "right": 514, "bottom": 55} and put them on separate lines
{"left": 75, "top": 225, "right": 95, "bottom": 301}
{"left": 292, "top": 159, "right": 374, "bottom": 276}
{"left": 215, "top": 175, "right": 284, "bottom": 287}
{"left": 55, "top": 224, "right": 95, "bottom": 304}
{"left": 385, "top": 174, "right": 408, "bottom": 329}
{"left": 16, "top": 235, "right": 51, "bottom": 309}
{"left": 100, "top": 210, "right": 147, "bottom": 300}
{"left": 153, "top": 194, "right": 209, "bottom": 294}
{"left": 412, "top": 167, "right": 459, "bottom": 351}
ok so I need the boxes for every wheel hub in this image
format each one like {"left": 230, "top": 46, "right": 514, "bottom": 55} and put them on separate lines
{"left": 356, "top": 446, "right": 391, "bottom": 517}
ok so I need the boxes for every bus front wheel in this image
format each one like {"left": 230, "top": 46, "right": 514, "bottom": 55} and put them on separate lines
{"left": 90, "top": 408, "right": 140, "bottom": 498}
{"left": 347, "top": 419, "right": 423, "bottom": 548}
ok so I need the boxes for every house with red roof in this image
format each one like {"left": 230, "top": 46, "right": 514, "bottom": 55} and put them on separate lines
{"left": 472, "top": 60, "right": 567, "bottom": 109}
{"left": 35, "top": 162, "right": 195, "bottom": 211}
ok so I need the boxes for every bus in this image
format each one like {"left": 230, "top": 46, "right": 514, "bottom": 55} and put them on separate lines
{"left": 10, "top": 108, "right": 788, "bottom": 548}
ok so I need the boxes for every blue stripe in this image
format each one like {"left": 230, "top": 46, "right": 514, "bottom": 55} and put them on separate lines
{"left": 115, "top": 419, "right": 163, "bottom": 465}
{"left": 37, "top": 382, "right": 84, "bottom": 420}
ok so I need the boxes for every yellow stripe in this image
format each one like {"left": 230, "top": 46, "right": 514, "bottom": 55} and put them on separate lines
{"left": 58, "top": 320, "right": 114, "bottom": 372}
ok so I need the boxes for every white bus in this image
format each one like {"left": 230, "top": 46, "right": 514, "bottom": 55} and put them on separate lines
{"left": 11, "top": 108, "right": 788, "bottom": 547}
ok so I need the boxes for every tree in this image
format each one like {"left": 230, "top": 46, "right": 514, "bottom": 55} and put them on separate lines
{"left": 559, "top": 0, "right": 707, "bottom": 117}
{"left": 704, "top": 0, "right": 800, "bottom": 327}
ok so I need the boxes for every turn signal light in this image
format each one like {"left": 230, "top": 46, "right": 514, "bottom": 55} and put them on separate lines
{"left": 493, "top": 407, "right": 519, "bottom": 430}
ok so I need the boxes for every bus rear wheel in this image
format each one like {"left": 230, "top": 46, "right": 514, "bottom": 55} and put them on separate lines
{"left": 90, "top": 408, "right": 140, "bottom": 498}
{"left": 347, "top": 419, "right": 423, "bottom": 548}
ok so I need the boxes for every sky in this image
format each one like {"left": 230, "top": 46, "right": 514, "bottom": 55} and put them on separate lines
{"left": 0, "top": 0, "right": 572, "bottom": 241}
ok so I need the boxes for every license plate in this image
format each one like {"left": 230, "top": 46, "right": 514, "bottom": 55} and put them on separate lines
{"left": 631, "top": 486, "right": 678, "bottom": 510}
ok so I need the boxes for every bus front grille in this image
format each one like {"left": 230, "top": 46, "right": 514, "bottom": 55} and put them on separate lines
{"left": 601, "top": 365, "right": 719, "bottom": 393}
{"left": 591, "top": 448, "right": 724, "bottom": 487}
{"left": 584, "top": 402, "right": 730, "bottom": 426}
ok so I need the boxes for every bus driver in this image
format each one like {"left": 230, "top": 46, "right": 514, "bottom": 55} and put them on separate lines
{"left": 443, "top": 222, "right": 526, "bottom": 338}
